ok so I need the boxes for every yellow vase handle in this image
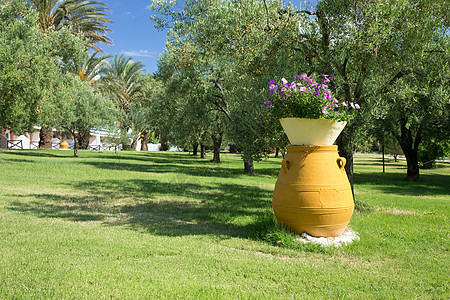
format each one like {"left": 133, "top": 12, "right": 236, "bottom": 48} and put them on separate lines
{"left": 337, "top": 157, "right": 346, "bottom": 170}
{"left": 282, "top": 159, "right": 291, "bottom": 172}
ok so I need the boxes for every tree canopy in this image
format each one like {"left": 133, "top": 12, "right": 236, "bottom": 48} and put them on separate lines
{"left": 0, "top": 0, "right": 87, "bottom": 133}
{"left": 148, "top": 0, "right": 449, "bottom": 179}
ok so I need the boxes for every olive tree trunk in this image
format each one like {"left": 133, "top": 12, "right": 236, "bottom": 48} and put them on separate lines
{"left": 200, "top": 144, "right": 206, "bottom": 159}
{"left": 192, "top": 143, "right": 198, "bottom": 156}
{"left": 140, "top": 131, "right": 149, "bottom": 151}
{"left": 211, "top": 131, "right": 222, "bottom": 163}
{"left": 38, "top": 127, "right": 52, "bottom": 149}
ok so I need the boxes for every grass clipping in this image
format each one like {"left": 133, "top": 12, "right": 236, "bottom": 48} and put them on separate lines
{"left": 295, "top": 228, "right": 360, "bottom": 248}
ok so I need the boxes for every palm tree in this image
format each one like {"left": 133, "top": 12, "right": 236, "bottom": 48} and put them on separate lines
{"left": 27, "top": 0, "right": 112, "bottom": 51}
{"left": 129, "top": 102, "right": 152, "bottom": 150}
{"left": 67, "top": 51, "right": 111, "bottom": 148}
{"left": 69, "top": 50, "right": 110, "bottom": 86}
{"left": 100, "top": 54, "right": 146, "bottom": 149}
{"left": 28, "top": 0, "right": 113, "bottom": 148}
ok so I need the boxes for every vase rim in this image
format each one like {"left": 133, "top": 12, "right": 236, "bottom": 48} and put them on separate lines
{"left": 280, "top": 117, "right": 347, "bottom": 125}
{"left": 286, "top": 145, "right": 338, "bottom": 151}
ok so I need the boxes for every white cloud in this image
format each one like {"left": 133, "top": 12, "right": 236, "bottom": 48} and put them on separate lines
{"left": 121, "top": 49, "right": 154, "bottom": 58}
{"left": 124, "top": 11, "right": 132, "bottom": 15}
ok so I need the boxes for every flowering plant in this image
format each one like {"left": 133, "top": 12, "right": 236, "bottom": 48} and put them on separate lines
{"left": 264, "top": 73, "right": 360, "bottom": 122}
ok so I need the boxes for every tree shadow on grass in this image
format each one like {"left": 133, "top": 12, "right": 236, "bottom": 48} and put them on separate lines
{"left": 96, "top": 152, "right": 209, "bottom": 165}
{"left": 80, "top": 159, "right": 252, "bottom": 178}
{"left": 355, "top": 162, "right": 407, "bottom": 168}
{"left": 9, "top": 194, "right": 107, "bottom": 222}
{"left": 79, "top": 152, "right": 283, "bottom": 178}
{"left": 0, "top": 158, "right": 36, "bottom": 164}
{"left": 0, "top": 150, "right": 74, "bottom": 158}
{"left": 8, "top": 178, "right": 274, "bottom": 239}
{"left": 2, "top": 150, "right": 282, "bottom": 178}
{"left": 354, "top": 172, "right": 450, "bottom": 197}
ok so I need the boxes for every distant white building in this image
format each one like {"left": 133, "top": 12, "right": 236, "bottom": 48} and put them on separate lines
{"left": 1, "top": 128, "right": 40, "bottom": 150}
{"left": 0, "top": 127, "right": 168, "bottom": 151}
{"left": 0, "top": 127, "right": 108, "bottom": 150}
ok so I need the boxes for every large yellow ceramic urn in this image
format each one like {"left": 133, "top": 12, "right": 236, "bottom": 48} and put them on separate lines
{"left": 272, "top": 145, "right": 354, "bottom": 237}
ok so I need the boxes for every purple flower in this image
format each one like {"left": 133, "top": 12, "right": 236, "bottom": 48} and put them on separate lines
{"left": 266, "top": 73, "right": 359, "bottom": 121}
{"left": 264, "top": 101, "right": 272, "bottom": 108}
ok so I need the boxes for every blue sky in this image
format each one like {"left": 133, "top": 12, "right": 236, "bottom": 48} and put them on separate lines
{"left": 102, "top": 1, "right": 167, "bottom": 74}
{"left": 102, "top": 1, "right": 317, "bottom": 75}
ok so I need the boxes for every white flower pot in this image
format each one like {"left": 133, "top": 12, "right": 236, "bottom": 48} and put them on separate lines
{"left": 280, "top": 118, "right": 346, "bottom": 146}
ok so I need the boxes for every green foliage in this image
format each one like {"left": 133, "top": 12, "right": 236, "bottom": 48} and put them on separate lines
{"left": 56, "top": 74, "right": 117, "bottom": 132}
{"left": 383, "top": 134, "right": 403, "bottom": 160}
{"left": 418, "top": 139, "right": 450, "bottom": 164}
{"left": 99, "top": 54, "right": 146, "bottom": 128}
{"left": 26, "top": 0, "right": 112, "bottom": 52}
{"left": 0, "top": 0, "right": 88, "bottom": 133}
{"left": 66, "top": 51, "right": 111, "bottom": 84}
{"left": 365, "top": 0, "right": 450, "bottom": 178}
{"left": 101, "top": 129, "right": 128, "bottom": 152}
{"left": 128, "top": 102, "right": 151, "bottom": 142}
{"left": 150, "top": 0, "right": 308, "bottom": 167}
{"left": 150, "top": 0, "right": 449, "bottom": 178}
{"left": 153, "top": 44, "right": 226, "bottom": 150}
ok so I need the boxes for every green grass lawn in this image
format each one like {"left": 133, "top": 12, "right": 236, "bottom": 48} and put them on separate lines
{"left": 0, "top": 149, "right": 448, "bottom": 299}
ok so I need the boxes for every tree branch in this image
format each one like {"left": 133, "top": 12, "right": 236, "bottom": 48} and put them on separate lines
{"left": 340, "top": 56, "right": 351, "bottom": 102}
{"left": 209, "top": 78, "right": 231, "bottom": 119}
{"left": 262, "top": 0, "right": 272, "bottom": 30}
{"left": 383, "top": 69, "right": 422, "bottom": 93}
{"left": 212, "top": 99, "right": 231, "bottom": 119}
{"left": 278, "top": 8, "right": 316, "bottom": 17}
{"left": 423, "top": 50, "right": 445, "bottom": 53}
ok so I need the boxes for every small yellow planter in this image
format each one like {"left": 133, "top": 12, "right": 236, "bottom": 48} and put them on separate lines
{"left": 60, "top": 141, "right": 69, "bottom": 149}
{"left": 272, "top": 145, "right": 354, "bottom": 237}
